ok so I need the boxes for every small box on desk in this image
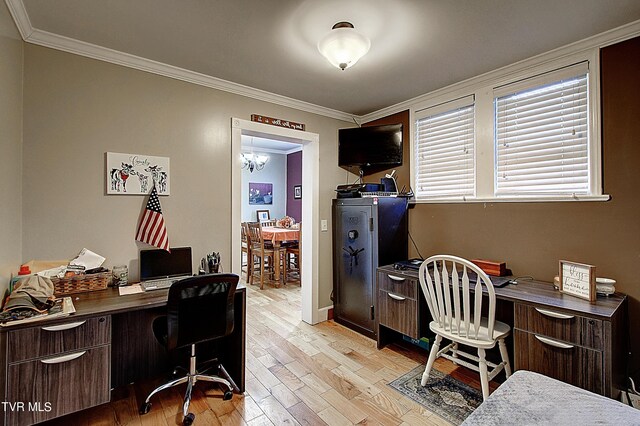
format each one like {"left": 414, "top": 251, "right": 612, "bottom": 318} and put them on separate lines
{"left": 471, "top": 259, "right": 507, "bottom": 276}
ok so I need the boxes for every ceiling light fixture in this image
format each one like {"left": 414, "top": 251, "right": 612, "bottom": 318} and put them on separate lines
{"left": 317, "top": 22, "right": 370, "bottom": 70}
{"left": 241, "top": 152, "right": 269, "bottom": 173}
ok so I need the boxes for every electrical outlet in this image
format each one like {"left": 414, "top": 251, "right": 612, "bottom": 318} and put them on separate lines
{"left": 321, "top": 220, "right": 328, "bottom": 232}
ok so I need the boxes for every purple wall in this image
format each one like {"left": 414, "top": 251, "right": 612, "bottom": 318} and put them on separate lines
{"left": 286, "top": 151, "right": 302, "bottom": 222}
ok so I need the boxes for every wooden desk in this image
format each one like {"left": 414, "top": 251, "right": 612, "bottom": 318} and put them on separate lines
{"left": 376, "top": 265, "right": 626, "bottom": 399}
{"left": 261, "top": 226, "right": 299, "bottom": 282}
{"left": 0, "top": 286, "right": 246, "bottom": 426}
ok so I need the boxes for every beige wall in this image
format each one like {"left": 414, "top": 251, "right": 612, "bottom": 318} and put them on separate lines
{"left": 408, "top": 37, "right": 640, "bottom": 378}
{"left": 21, "top": 44, "right": 348, "bottom": 307}
{"left": 0, "top": 2, "right": 23, "bottom": 296}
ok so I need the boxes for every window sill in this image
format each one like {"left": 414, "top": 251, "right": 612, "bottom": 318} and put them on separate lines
{"left": 411, "top": 194, "right": 611, "bottom": 204}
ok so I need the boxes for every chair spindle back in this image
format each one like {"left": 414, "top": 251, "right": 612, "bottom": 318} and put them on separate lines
{"left": 418, "top": 255, "right": 496, "bottom": 341}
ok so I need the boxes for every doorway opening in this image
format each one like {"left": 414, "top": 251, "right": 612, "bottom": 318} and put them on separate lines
{"left": 240, "top": 135, "right": 301, "bottom": 286}
{"left": 231, "top": 118, "right": 322, "bottom": 324}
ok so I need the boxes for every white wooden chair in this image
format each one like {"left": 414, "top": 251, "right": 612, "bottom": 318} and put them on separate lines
{"left": 418, "top": 255, "right": 511, "bottom": 400}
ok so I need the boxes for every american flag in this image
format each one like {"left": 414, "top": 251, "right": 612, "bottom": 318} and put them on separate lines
{"left": 136, "top": 186, "right": 170, "bottom": 252}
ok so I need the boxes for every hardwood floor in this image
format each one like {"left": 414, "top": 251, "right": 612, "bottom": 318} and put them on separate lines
{"left": 43, "top": 284, "right": 492, "bottom": 425}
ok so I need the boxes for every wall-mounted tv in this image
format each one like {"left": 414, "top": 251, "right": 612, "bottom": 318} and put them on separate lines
{"left": 338, "top": 124, "right": 403, "bottom": 173}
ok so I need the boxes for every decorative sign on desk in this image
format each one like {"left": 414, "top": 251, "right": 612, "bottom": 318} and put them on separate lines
{"left": 559, "top": 260, "right": 596, "bottom": 302}
{"left": 251, "top": 114, "right": 305, "bottom": 131}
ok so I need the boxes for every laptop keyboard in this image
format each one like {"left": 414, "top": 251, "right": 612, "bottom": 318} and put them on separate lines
{"left": 141, "top": 276, "right": 190, "bottom": 291}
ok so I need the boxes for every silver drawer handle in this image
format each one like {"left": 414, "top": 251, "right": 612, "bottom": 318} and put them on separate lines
{"left": 40, "top": 351, "right": 87, "bottom": 364}
{"left": 41, "top": 321, "right": 86, "bottom": 332}
{"left": 388, "top": 292, "right": 406, "bottom": 301}
{"left": 534, "top": 334, "right": 574, "bottom": 349}
{"left": 534, "top": 308, "right": 574, "bottom": 320}
{"left": 387, "top": 274, "right": 406, "bottom": 282}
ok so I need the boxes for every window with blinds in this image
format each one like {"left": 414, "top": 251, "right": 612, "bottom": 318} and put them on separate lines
{"left": 494, "top": 64, "right": 589, "bottom": 196}
{"left": 415, "top": 97, "right": 475, "bottom": 200}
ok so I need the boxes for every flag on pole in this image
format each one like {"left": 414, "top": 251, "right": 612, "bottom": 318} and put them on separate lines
{"left": 136, "top": 185, "right": 170, "bottom": 252}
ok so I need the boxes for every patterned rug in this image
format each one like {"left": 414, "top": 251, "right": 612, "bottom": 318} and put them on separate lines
{"left": 388, "top": 366, "right": 482, "bottom": 425}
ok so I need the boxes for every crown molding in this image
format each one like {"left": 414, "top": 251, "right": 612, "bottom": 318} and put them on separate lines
{"left": 6, "top": 1, "right": 353, "bottom": 123}
{"left": 7, "top": 0, "right": 640, "bottom": 125}
{"left": 240, "top": 146, "right": 302, "bottom": 155}
{"left": 5, "top": 0, "right": 32, "bottom": 39}
{"left": 361, "top": 19, "right": 640, "bottom": 123}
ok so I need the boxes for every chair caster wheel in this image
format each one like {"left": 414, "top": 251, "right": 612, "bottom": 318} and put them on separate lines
{"left": 223, "top": 390, "right": 233, "bottom": 401}
{"left": 183, "top": 413, "right": 195, "bottom": 425}
{"left": 139, "top": 402, "right": 152, "bottom": 415}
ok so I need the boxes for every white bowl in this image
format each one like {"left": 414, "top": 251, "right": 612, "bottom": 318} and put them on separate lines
{"left": 596, "top": 277, "right": 616, "bottom": 296}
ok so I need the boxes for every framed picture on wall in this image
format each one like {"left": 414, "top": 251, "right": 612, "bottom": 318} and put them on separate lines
{"left": 106, "top": 152, "right": 170, "bottom": 195}
{"left": 294, "top": 185, "right": 302, "bottom": 199}
{"left": 257, "top": 210, "right": 270, "bottom": 222}
{"left": 249, "top": 182, "right": 273, "bottom": 205}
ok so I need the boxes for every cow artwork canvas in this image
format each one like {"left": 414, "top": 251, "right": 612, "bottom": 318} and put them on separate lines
{"left": 106, "top": 152, "right": 170, "bottom": 195}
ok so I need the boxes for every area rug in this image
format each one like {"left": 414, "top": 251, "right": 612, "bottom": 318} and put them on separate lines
{"left": 388, "top": 366, "right": 482, "bottom": 425}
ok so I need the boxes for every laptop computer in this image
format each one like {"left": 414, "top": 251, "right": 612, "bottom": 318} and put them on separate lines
{"left": 139, "top": 247, "right": 193, "bottom": 291}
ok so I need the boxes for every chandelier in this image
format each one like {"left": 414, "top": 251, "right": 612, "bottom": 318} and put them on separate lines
{"left": 241, "top": 152, "right": 268, "bottom": 173}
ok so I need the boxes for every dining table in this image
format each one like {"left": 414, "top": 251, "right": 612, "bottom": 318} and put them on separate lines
{"left": 261, "top": 226, "right": 300, "bottom": 283}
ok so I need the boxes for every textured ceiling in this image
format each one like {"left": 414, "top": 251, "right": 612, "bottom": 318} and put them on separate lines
{"left": 15, "top": 0, "right": 640, "bottom": 115}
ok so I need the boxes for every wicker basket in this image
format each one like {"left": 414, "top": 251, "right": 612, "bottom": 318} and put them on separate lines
{"left": 51, "top": 271, "right": 112, "bottom": 296}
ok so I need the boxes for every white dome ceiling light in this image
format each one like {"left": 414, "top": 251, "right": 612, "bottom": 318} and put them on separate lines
{"left": 317, "top": 22, "right": 371, "bottom": 70}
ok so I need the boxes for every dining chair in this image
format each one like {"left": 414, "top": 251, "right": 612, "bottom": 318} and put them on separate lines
{"left": 261, "top": 219, "right": 276, "bottom": 227}
{"left": 284, "top": 224, "right": 301, "bottom": 285}
{"left": 240, "top": 222, "right": 252, "bottom": 284}
{"left": 418, "top": 255, "right": 511, "bottom": 400}
{"left": 246, "top": 222, "right": 279, "bottom": 289}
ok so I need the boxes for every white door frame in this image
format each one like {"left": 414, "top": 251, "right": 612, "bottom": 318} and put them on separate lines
{"left": 231, "top": 118, "right": 321, "bottom": 324}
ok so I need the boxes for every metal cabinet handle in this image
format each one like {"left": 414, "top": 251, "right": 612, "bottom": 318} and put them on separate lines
{"left": 534, "top": 334, "right": 574, "bottom": 349}
{"left": 40, "top": 351, "right": 87, "bottom": 364}
{"left": 534, "top": 308, "right": 574, "bottom": 320}
{"left": 41, "top": 321, "right": 86, "bottom": 332}
{"left": 387, "top": 275, "right": 406, "bottom": 282}
{"left": 388, "top": 292, "right": 406, "bottom": 301}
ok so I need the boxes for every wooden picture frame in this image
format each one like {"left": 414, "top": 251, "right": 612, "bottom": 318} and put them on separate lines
{"left": 256, "top": 210, "right": 270, "bottom": 222}
{"left": 559, "top": 260, "right": 596, "bottom": 302}
{"left": 294, "top": 185, "right": 302, "bottom": 199}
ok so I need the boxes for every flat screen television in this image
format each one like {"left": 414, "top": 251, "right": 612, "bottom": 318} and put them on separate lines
{"left": 338, "top": 124, "right": 403, "bottom": 173}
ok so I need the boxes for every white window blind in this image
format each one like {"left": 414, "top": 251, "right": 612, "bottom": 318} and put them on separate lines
{"left": 415, "top": 96, "right": 475, "bottom": 200}
{"left": 494, "top": 63, "right": 589, "bottom": 196}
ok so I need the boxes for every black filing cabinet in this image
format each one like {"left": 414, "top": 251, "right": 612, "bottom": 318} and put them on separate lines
{"left": 332, "top": 197, "right": 408, "bottom": 339}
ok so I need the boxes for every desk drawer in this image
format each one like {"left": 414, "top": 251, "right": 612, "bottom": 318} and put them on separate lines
{"left": 8, "top": 316, "right": 111, "bottom": 363}
{"left": 514, "top": 304, "right": 603, "bottom": 350}
{"left": 6, "top": 345, "right": 111, "bottom": 426}
{"left": 378, "top": 272, "right": 417, "bottom": 299}
{"left": 514, "top": 329, "right": 602, "bottom": 394}
{"left": 378, "top": 290, "right": 418, "bottom": 338}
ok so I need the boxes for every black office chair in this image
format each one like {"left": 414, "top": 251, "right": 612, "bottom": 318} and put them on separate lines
{"left": 139, "top": 273, "right": 239, "bottom": 425}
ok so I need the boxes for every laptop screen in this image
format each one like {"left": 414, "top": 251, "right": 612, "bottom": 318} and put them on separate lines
{"left": 139, "top": 247, "right": 193, "bottom": 281}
